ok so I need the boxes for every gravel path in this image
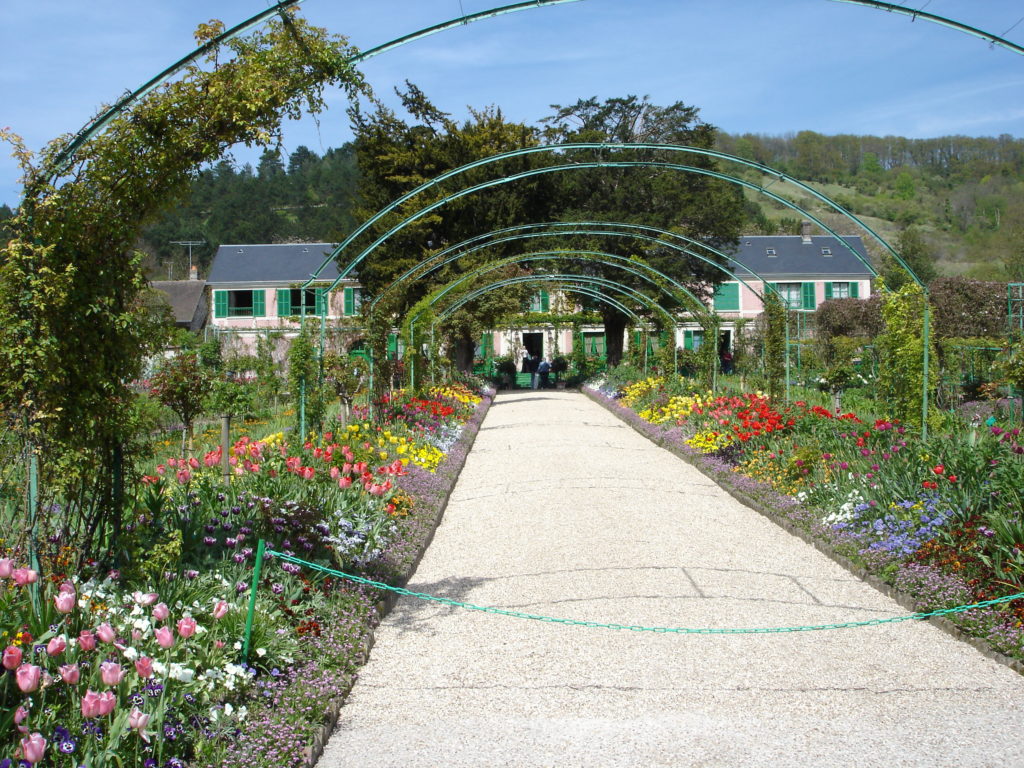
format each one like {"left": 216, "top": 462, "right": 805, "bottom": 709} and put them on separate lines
{"left": 319, "top": 391, "right": 1024, "bottom": 767}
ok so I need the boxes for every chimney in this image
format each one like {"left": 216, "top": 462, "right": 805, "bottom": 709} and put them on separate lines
{"left": 800, "top": 220, "right": 812, "bottom": 244}
{"left": 189, "top": 265, "right": 198, "bottom": 281}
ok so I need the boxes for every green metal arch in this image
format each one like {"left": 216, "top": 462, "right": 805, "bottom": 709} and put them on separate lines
{"left": 46, "top": 0, "right": 1024, "bottom": 179}
{"left": 307, "top": 143, "right": 912, "bottom": 290}
{"left": 436, "top": 275, "right": 662, "bottom": 326}
{"left": 410, "top": 250, "right": 716, "bottom": 332}
{"left": 367, "top": 223, "right": 782, "bottom": 315}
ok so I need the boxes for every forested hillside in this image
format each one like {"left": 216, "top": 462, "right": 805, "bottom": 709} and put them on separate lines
{"left": 5, "top": 128, "right": 1019, "bottom": 283}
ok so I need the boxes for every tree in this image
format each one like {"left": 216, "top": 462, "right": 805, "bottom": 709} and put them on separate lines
{"left": 349, "top": 84, "right": 549, "bottom": 371}
{"left": 539, "top": 95, "right": 744, "bottom": 364}
{"left": 882, "top": 225, "right": 937, "bottom": 290}
{"left": 151, "top": 353, "right": 213, "bottom": 454}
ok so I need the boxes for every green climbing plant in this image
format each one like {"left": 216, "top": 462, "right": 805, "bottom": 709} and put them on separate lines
{"left": 876, "top": 280, "right": 937, "bottom": 426}
{"left": 763, "top": 291, "right": 787, "bottom": 400}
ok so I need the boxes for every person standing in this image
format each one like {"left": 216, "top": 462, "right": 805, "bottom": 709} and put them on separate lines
{"left": 529, "top": 354, "right": 540, "bottom": 389}
{"left": 537, "top": 357, "right": 551, "bottom": 389}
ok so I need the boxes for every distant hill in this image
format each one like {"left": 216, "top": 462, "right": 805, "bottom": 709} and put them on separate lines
{"left": 8, "top": 130, "right": 1013, "bottom": 284}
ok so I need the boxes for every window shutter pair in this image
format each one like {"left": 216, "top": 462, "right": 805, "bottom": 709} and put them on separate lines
{"left": 251, "top": 290, "right": 266, "bottom": 318}
{"left": 315, "top": 288, "right": 327, "bottom": 317}
{"left": 387, "top": 333, "right": 398, "bottom": 358}
{"left": 801, "top": 282, "right": 816, "bottom": 310}
{"left": 214, "top": 291, "right": 228, "bottom": 319}
{"left": 713, "top": 283, "right": 740, "bottom": 311}
{"left": 277, "top": 289, "right": 292, "bottom": 316}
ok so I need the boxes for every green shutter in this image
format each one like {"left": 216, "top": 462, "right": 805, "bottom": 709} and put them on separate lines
{"left": 850, "top": 281, "right": 860, "bottom": 299}
{"left": 713, "top": 282, "right": 740, "bottom": 311}
{"left": 315, "top": 288, "right": 327, "bottom": 317}
{"left": 387, "top": 333, "right": 398, "bottom": 358}
{"left": 343, "top": 287, "right": 354, "bottom": 316}
{"left": 541, "top": 290, "right": 550, "bottom": 312}
{"left": 480, "top": 332, "right": 493, "bottom": 358}
{"left": 824, "top": 283, "right": 833, "bottom": 301}
{"left": 684, "top": 330, "right": 694, "bottom": 351}
{"left": 277, "top": 288, "right": 292, "bottom": 317}
{"left": 801, "top": 282, "right": 816, "bottom": 310}
{"left": 251, "top": 290, "right": 266, "bottom": 318}
{"left": 214, "top": 290, "right": 228, "bottom": 319}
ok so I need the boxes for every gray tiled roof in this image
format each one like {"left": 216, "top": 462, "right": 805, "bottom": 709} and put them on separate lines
{"left": 207, "top": 243, "right": 345, "bottom": 284}
{"left": 150, "top": 280, "right": 208, "bottom": 331}
{"left": 726, "top": 235, "right": 873, "bottom": 278}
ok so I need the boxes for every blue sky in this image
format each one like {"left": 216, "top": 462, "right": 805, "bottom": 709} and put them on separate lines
{"left": 2, "top": 0, "right": 1024, "bottom": 206}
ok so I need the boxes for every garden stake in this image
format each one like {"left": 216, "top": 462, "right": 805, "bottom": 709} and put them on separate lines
{"left": 242, "top": 538, "right": 267, "bottom": 664}
{"left": 220, "top": 415, "right": 231, "bottom": 485}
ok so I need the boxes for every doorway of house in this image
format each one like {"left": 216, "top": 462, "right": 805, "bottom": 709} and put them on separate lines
{"left": 522, "top": 332, "right": 544, "bottom": 363}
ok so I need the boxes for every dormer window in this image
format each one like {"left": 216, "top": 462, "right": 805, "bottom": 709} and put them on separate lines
{"left": 821, "top": 247, "right": 832, "bottom": 256}
{"left": 766, "top": 248, "right": 776, "bottom": 256}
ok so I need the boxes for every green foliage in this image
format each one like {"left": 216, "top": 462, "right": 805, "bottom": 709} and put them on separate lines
{"left": 0, "top": 11, "right": 366, "bottom": 567}
{"left": 151, "top": 352, "right": 214, "bottom": 447}
{"left": 287, "top": 324, "right": 328, "bottom": 436}
{"left": 762, "top": 292, "right": 787, "bottom": 399}
{"left": 814, "top": 294, "right": 883, "bottom": 343}
{"left": 876, "top": 281, "right": 937, "bottom": 425}
{"left": 929, "top": 277, "right": 1007, "bottom": 338}
{"left": 205, "top": 377, "right": 254, "bottom": 418}
{"left": 883, "top": 226, "right": 937, "bottom": 290}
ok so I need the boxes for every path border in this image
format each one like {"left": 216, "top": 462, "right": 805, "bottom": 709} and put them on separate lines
{"left": 305, "top": 390, "right": 495, "bottom": 767}
{"left": 583, "top": 386, "right": 1024, "bottom": 678}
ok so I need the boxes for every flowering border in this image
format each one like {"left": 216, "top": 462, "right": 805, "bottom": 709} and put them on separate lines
{"left": 300, "top": 390, "right": 494, "bottom": 767}
{"left": 583, "top": 386, "right": 1024, "bottom": 678}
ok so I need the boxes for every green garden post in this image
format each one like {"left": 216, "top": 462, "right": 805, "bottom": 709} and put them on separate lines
{"left": 220, "top": 415, "right": 231, "bottom": 485}
{"left": 242, "top": 538, "right": 267, "bottom": 664}
{"left": 922, "top": 298, "right": 931, "bottom": 440}
{"left": 368, "top": 354, "right": 375, "bottom": 421}
{"left": 785, "top": 314, "right": 791, "bottom": 403}
{"left": 28, "top": 449, "right": 41, "bottom": 614}
{"left": 299, "top": 378, "right": 306, "bottom": 439}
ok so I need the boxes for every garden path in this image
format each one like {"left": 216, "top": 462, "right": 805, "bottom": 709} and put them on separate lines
{"left": 319, "top": 390, "right": 1024, "bottom": 767}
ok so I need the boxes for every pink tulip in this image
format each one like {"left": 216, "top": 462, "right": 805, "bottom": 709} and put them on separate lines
{"left": 58, "top": 580, "right": 75, "bottom": 594}
{"left": 99, "top": 660, "right": 125, "bottom": 686}
{"left": 14, "top": 706, "right": 28, "bottom": 732}
{"left": 78, "top": 630, "right": 97, "bottom": 651}
{"left": 54, "top": 590, "right": 76, "bottom": 614}
{"left": 97, "top": 691, "right": 116, "bottom": 716}
{"left": 329, "top": 466, "right": 340, "bottom": 479}
{"left": 176, "top": 468, "right": 191, "bottom": 484}
{"left": 96, "top": 623, "right": 116, "bottom": 644}
{"left": 0, "top": 558, "right": 13, "bottom": 578}
{"left": 16, "top": 663, "right": 42, "bottom": 693}
{"left": 12, "top": 568, "right": 38, "bottom": 587}
{"left": 132, "top": 629, "right": 142, "bottom": 641}
{"left": 214, "top": 639, "right": 225, "bottom": 649}
{"left": 59, "top": 663, "right": 80, "bottom": 684}
{"left": 135, "top": 656, "right": 154, "bottom": 679}
{"left": 338, "top": 476, "right": 353, "bottom": 489}
{"left": 212, "top": 600, "right": 229, "bottom": 620}
{"left": 128, "top": 707, "right": 152, "bottom": 742}
{"left": 152, "top": 602, "right": 170, "bottom": 621}
{"left": 204, "top": 449, "right": 221, "bottom": 467}
{"left": 155, "top": 464, "right": 166, "bottom": 475}
{"left": 188, "top": 456, "right": 200, "bottom": 469}
{"left": 19, "top": 732, "right": 46, "bottom": 765}
{"left": 81, "top": 689, "right": 102, "bottom": 718}
{"left": 46, "top": 636, "right": 67, "bottom": 656}
{"left": 176, "top": 617, "right": 197, "bottom": 639}
{"left": 133, "top": 591, "right": 158, "bottom": 606}
{"left": 154, "top": 626, "right": 174, "bottom": 649}
{"left": 2, "top": 645, "right": 22, "bottom": 670}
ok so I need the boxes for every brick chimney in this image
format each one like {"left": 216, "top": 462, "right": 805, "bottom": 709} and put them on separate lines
{"left": 189, "top": 265, "right": 198, "bottom": 281}
{"left": 801, "top": 220, "right": 812, "bottom": 244}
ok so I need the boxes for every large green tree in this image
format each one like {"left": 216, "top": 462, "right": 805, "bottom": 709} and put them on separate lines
{"left": 539, "top": 95, "right": 745, "bottom": 364}
{"left": 349, "top": 84, "right": 550, "bottom": 370}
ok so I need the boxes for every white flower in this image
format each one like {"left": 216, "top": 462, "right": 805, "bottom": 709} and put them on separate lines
{"left": 255, "top": 648, "right": 266, "bottom": 657}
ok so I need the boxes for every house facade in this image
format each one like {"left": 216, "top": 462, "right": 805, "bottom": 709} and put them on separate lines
{"left": 204, "top": 228, "right": 873, "bottom": 367}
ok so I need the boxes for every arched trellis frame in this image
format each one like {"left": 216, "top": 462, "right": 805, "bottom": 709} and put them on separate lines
{"left": 317, "top": 149, "right": 935, "bottom": 430}
{"left": 402, "top": 250, "right": 746, "bottom": 392}
{"left": 413, "top": 273, "right": 677, "bottom": 388}
{"left": 45, "top": 0, "right": 1024, "bottom": 181}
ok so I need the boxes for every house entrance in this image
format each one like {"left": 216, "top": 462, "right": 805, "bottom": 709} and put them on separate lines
{"left": 522, "top": 332, "right": 543, "bottom": 364}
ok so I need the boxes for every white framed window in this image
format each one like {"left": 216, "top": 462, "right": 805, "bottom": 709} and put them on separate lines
{"left": 776, "top": 282, "right": 802, "bottom": 309}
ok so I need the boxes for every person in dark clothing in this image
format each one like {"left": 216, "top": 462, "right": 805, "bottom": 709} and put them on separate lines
{"left": 537, "top": 358, "right": 551, "bottom": 388}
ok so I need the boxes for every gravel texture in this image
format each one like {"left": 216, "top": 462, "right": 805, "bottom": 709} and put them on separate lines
{"left": 318, "top": 391, "right": 1024, "bottom": 767}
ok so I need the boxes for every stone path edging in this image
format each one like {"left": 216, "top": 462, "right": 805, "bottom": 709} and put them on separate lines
{"left": 303, "top": 392, "right": 494, "bottom": 767}
{"left": 583, "top": 386, "right": 1024, "bottom": 678}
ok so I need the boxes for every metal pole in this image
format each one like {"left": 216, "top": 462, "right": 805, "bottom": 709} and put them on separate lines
{"left": 28, "top": 449, "right": 41, "bottom": 614}
{"left": 922, "top": 297, "right": 931, "bottom": 439}
{"left": 221, "top": 415, "right": 231, "bottom": 485}
{"left": 785, "top": 313, "right": 791, "bottom": 403}
{"left": 241, "top": 538, "right": 266, "bottom": 664}
{"left": 299, "top": 378, "right": 306, "bottom": 439}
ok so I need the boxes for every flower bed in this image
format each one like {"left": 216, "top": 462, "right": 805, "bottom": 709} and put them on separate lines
{"left": 2, "top": 384, "right": 492, "bottom": 767}
{"left": 587, "top": 374, "right": 1024, "bottom": 668}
